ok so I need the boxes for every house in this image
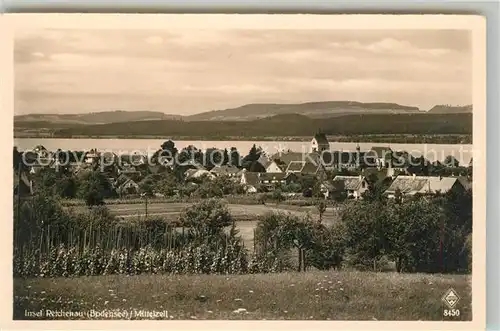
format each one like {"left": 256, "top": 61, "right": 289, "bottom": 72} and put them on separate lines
{"left": 456, "top": 176, "right": 472, "bottom": 191}
{"left": 265, "top": 160, "right": 286, "bottom": 173}
{"left": 118, "top": 164, "right": 142, "bottom": 178}
{"left": 332, "top": 175, "right": 369, "bottom": 199}
{"left": 240, "top": 170, "right": 260, "bottom": 193}
{"left": 384, "top": 175, "right": 466, "bottom": 198}
{"left": 319, "top": 180, "right": 345, "bottom": 200}
{"left": 210, "top": 165, "right": 241, "bottom": 180}
{"left": 115, "top": 174, "right": 140, "bottom": 196}
{"left": 310, "top": 133, "right": 330, "bottom": 153}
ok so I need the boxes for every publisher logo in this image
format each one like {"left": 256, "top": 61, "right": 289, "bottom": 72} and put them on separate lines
{"left": 442, "top": 288, "right": 460, "bottom": 309}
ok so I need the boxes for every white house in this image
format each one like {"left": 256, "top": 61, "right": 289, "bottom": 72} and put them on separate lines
{"left": 265, "top": 160, "right": 285, "bottom": 173}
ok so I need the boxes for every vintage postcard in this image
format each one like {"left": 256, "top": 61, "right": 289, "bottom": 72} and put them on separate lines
{"left": 0, "top": 13, "right": 486, "bottom": 330}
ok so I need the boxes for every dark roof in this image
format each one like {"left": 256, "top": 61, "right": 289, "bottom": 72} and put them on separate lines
{"left": 314, "top": 133, "right": 329, "bottom": 145}
{"left": 455, "top": 176, "right": 472, "bottom": 190}
{"left": 271, "top": 152, "right": 320, "bottom": 166}
{"left": 286, "top": 161, "right": 306, "bottom": 172}
{"left": 322, "top": 180, "right": 345, "bottom": 192}
{"left": 286, "top": 160, "right": 320, "bottom": 174}
{"left": 242, "top": 172, "right": 261, "bottom": 186}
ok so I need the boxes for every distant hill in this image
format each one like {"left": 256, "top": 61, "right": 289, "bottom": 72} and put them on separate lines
{"left": 14, "top": 110, "right": 183, "bottom": 125}
{"left": 427, "top": 105, "right": 473, "bottom": 114}
{"left": 51, "top": 113, "right": 472, "bottom": 138}
{"left": 186, "top": 101, "right": 422, "bottom": 121}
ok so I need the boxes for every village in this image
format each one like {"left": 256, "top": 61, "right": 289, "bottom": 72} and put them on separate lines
{"left": 14, "top": 133, "right": 472, "bottom": 204}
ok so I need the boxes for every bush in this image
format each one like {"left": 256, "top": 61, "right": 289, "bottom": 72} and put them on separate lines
{"left": 178, "top": 199, "right": 233, "bottom": 237}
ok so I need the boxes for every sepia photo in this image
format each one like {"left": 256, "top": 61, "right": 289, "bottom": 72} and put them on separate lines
{"left": 1, "top": 13, "right": 486, "bottom": 329}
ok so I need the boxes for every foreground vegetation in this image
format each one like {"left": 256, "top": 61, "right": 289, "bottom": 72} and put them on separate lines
{"left": 13, "top": 271, "right": 471, "bottom": 320}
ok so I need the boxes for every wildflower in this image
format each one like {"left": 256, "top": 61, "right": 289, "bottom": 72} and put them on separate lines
{"left": 122, "top": 299, "right": 127, "bottom": 302}
{"left": 315, "top": 288, "right": 320, "bottom": 291}
{"left": 328, "top": 281, "right": 332, "bottom": 284}
{"left": 207, "top": 310, "right": 213, "bottom": 314}
{"left": 249, "top": 290, "right": 254, "bottom": 294}
{"left": 290, "top": 284, "right": 295, "bottom": 287}
{"left": 40, "top": 291, "right": 46, "bottom": 294}
{"left": 108, "top": 289, "right": 114, "bottom": 292}
{"left": 315, "top": 294, "right": 319, "bottom": 298}
{"left": 337, "top": 281, "right": 342, "bottom": 284}
{"left": 104, "top": 301, "right": 109, "bottom": 305}
{"left": 284, "top": 310, "right": 288, "bottom": 314}
{"left": 190, "top": 316, "right": 197, "bottom": 320}
{"left": 216, "top": 299, "right": 222, "bottom": 303}
{"left": 234, "top": 298, "right": 243, "bottom": 302}
{"left": 340, "top": 288, "right": 344, "bottom": 291}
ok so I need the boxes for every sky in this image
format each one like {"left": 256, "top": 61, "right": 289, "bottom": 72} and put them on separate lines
{"left": 14, "top": 29, "right": 472, "bottom": 116}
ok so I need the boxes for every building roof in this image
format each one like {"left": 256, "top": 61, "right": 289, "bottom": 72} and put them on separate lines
{"left": 332, "top": 175, "right": 366, "bottom": 191}
{"left": 313, "top": 133, "right": 329, "bottom": 146}
{"left": 384, "top": 175, "right": 460, "bottom": 195}
{"left": 455, "top": 176, "right": 472, "bottom": 191}
{"left": 115, "top": 174, "right": 137, "bottom": 189}
{"left": 286, "top": 160, "right": 319, "bottom": 174}
{"left": 270, "top": 151, "right": 320, "bottom": 166}
{"left": 210, "top": 165, "right": 241, "bottom": 175}
{"left": 322, "top": 180, "right": 345, "bottom": 192}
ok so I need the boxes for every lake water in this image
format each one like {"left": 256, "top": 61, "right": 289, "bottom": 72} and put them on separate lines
{"left": 14, "top": 138, "right": 475, "bottom": 164}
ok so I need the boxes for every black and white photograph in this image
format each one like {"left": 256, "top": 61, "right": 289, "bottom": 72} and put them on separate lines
{"left": 2, "top": 14, "right": 486, "bottom": 327}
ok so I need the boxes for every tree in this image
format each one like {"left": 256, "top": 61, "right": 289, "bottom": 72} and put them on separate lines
{"left": 272, "top": 189, "right": 285, "bottom": 205}
{"left": 77, "top": 171, "right": 113, "bottom": 206}
{"left": 243, "top": 145, "right": 261, "bottom": 170}
{"left": 316, "top": 200, "right": 327, "bottom": 223}
{"left": 229, "top": 147, "right": 241, "bottom": 168}
{"left": 161, "top": 140, "right": 178, "bottom": 155}
{"left": 178, "top": 199, "right": 233, "bottom": 237}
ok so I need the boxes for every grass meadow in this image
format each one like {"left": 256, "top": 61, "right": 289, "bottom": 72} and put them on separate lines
{"left": 14, "top": 271, "right": 471, "bottom": 321}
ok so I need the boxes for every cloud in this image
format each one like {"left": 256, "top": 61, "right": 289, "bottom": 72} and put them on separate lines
{"left": 14, "top": 29, "right": 472, "bottom": 115}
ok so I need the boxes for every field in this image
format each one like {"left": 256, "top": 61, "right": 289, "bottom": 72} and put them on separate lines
{"left": 13, "top": 271, "right": 471, "bottom": 320}
{"left": 68, "top": 202, "right": 339, "bottom": 248}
